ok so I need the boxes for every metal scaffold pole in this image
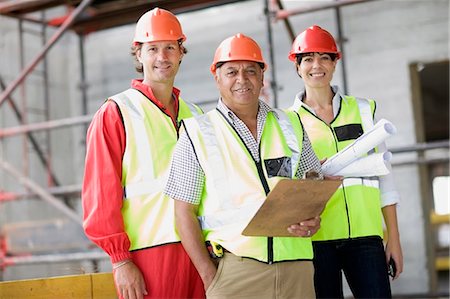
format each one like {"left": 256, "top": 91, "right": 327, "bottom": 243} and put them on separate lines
{"left": 0, "top": 159, "right": 82, "bottom": 225}
{"left": 0, "top": 0, "right": 95, "bottom": 108}
{"left": 264, "top": 0, "right": 278, "bottom": 108}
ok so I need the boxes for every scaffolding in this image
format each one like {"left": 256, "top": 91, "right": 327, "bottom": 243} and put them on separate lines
{"left": 0, "top": 0, "right": 448, "bottom": 295}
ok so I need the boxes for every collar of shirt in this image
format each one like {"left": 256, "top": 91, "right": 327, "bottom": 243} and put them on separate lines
{"left": 131, "top": 79, "right": 180, "bottom": 119}
{"left": 216, "top": 98, "right": 274, "bottom": 162}
{"left": 216, "top": 97, "right": 273, "bottom": 125}
{"left": 295, "top": 85, "right": 346, "bottom": 118}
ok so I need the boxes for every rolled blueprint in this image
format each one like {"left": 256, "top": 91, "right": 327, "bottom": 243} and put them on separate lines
{"left": 330, "top": 151, "right": 392, "bottom": 177}
{"left": 322, "top": 119, "right": 396, "bottom": 176}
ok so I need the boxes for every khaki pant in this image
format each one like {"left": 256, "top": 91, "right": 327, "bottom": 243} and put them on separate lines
{"left": 206, "top": 252, "right": 315, "bottom": 299}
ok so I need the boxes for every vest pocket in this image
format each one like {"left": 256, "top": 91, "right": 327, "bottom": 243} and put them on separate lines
{"left": 333, "top": 123, "right": 363, "bottom": 141}
{"left": 264, "top": 156, "right": 291, "bottom": 178}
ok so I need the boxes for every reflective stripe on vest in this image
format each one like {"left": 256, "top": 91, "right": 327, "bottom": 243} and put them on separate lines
{"left": 111, "top": 90, "right": 201, "bottom": 198}
{"left": 184, "top": 109, "right": 312, "bottom": 262}
{"left": 291, "top": 95, "right": 383, "bottom": 241}
{"left": 273, "top": 108, "right": 301, "bottom": 176}
{"left": 111, "top": 91, "right": 156, "bottom": 195}
{"left": 184, "top": 101, "right": 201, "bottom": 117}
{"left": 110, "top": 88, "right": 200, "bottom": 250}
{"left": 356, "top": 97, "right": 373, "bottom": 132}
{"left": 343, "top": 177, "right": 379, "bottom": 188}
{"left": 356, "top": 97, "right": 375, "bottom": 154}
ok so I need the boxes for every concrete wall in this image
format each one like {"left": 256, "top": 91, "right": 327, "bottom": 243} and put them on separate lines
{"left": 0, "top": 0, "right": 448, "bottom": 296}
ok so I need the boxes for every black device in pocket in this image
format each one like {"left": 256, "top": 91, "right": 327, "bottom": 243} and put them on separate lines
{"left": 264, "top": 156, "right": 291, "bottom": 178}
{"left": 388, "top": 257, "right": 397, "bottom": 278}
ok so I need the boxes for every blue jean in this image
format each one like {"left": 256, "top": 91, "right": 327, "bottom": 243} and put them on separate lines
{"left": 312, "top": 236, "right": 392, "bottom": 299}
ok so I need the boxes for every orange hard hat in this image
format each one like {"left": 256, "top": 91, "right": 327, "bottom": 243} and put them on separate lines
{"left": 210, "top": 33, "right": 267, "bottom": 74}
{"left": 133, "top": 8, "right": 186, "bottom": 44}
{"left": 288, "top": 25, "right": 341, "bottom": 62}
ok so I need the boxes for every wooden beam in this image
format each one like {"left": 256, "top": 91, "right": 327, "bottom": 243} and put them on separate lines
{"left": 0, "top": 273, "right": 116, "bottom": 299}
{"left": 0, "top": 0, "right": 70, "bottom": 14}
{"left": 436, "top": 257, "right": 450, "bottom": 271}
{"left": 430, "top": 212, "right": 450, "bottom": 225}
{"left": 1, "top": 0, "right": 247, "bottom": 34}
{"left": 70, "top": 0, "right": 246, "bottom": 34}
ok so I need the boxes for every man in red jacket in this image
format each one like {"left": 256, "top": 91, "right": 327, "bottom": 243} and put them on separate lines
{"left": 82, "top": 7, "right": 204, "bottom": 299}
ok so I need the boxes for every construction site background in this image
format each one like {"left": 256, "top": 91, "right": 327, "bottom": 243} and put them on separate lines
{"left": 0, "top": 0, "right": 448, "bottom": 298}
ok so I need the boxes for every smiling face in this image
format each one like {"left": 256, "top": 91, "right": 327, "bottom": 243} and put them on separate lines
{"left": 296, "top": 52, "right": 337, "bottom": 88}
{"left": 215, "top": 60, "right": 264, "bottom": 112}
{"left": 137, "top": 40, "right": 184, "bottom": 85}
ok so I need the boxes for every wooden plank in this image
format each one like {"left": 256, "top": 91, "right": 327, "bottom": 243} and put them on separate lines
{"left": 430, "top": 212, "right": 450, "bottom": 225}
{"left": 69, "top": 0, "right": 246, "bottom": 34}
{"left": 436, "top": 256, "right": 450, "bottom": 271}
{"left": 0, "top": 0, "right": 63, "bottom": 14}
{"left": 0, "top": 274, "right": 91, "bottom": 299}
{"left": 1, "top": 0, "right": 247, "bottom": 34}
{"left": 91, "top": 273, "right": 117, "bottom": 299}
{"left": 0, "top": 273, "right": 117, "bottom": 299}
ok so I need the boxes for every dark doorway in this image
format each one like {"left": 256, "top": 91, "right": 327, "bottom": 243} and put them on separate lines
{"left": 418, "top": 60, "right": 449, "bottom": 141}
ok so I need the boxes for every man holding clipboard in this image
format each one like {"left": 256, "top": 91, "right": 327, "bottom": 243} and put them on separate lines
{"left": 242, "top": 179, "right": 342, "bottom": 238}
{"left": 164, "top": 33, "right": 337, "bottom": 299}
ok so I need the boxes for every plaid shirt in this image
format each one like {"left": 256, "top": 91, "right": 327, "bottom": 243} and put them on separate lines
{"left": 164, "top": 99, "right": 322, "bottom": 205}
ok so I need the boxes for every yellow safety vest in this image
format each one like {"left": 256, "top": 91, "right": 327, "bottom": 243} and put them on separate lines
{"left": 110, "top": 88, "right": 201, "bottom": 251}
{"left": 183, "top": 108, "right": 313, "bottom": 263}
{"left": 291, "top": 95, "right": 383, "bottom": 241}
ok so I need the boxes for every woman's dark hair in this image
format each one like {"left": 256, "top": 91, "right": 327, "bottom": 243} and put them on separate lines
{"left": 295, "top": 52, "right": 338, "bottom": 65}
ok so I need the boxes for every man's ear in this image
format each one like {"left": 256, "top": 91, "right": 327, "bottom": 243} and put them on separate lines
{"left": 214, "top": 69, "right": 220, "bottom": 83}
{"left": 136, "top": 47, "right": 143, "bottom": 63}
{"left": 179, "top": 49, "right": 184, "bottom": 65}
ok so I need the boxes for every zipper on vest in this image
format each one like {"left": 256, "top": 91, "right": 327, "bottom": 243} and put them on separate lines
{"left": 216, "top": 108, "right": 275, "bottom": 263}
{"left": 255, "top": 160, "right": 273, "bottom": 263}
{"left": 256, "top": 161, "right": 273, "bottom": 264}
{"left": 302, "top": 106, "right": 352, "bottom": 237}
{"left": 341, "top": 184, "right": 351, "bottom": 237}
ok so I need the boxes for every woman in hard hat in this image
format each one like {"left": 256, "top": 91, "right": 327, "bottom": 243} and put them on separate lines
{"left": 288, "top": 25, "right": 403, "bottom": 298}
{"left": 82, "top": 8, "right": 204, "bottom": 299}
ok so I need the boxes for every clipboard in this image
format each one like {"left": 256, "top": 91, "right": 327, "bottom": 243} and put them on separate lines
{"left": 242, "top": 179, "right": 342, "bottom": 237}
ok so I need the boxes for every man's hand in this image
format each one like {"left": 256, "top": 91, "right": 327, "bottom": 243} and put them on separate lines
{"left": 113, "top": 260, "right": 148, "bottom": 299}
{"left": 287, "top": 216, "right": 321, "bottom": 237}
{"left": 199, "top": 260, "right": 218, "bottom": 291}
{"left": 175, "top": 199, "right": 217, "bottom": 292}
